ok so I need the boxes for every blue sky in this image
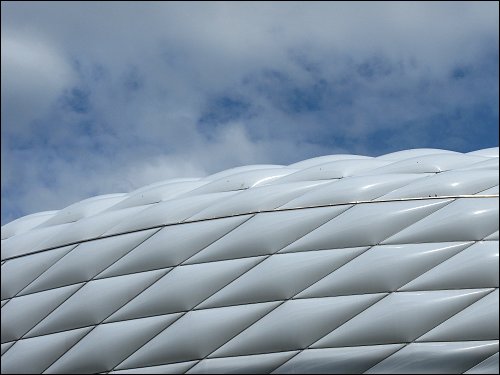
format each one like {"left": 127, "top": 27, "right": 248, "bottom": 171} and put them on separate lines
{"left": 1, "top": 2, "right": 499, "bottom": 224}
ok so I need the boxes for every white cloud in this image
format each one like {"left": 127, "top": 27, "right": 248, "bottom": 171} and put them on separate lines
{"left": 1, "top": 32, "right": 75, "bottom": 133}
{"left": 1, "top": 1, "right": 498, "bottom": 223}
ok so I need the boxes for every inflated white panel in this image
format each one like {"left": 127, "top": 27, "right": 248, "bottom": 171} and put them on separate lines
{"left": 44, "top": 314, "right": 181, "bottom": 374}
{"left": 2, "top": 206, "right": 149, "bottom": 260}
{"left": 478, "top": 185, "right": 499, "bottom": 195}
{"left": 1, "top": 245, "right": 75, "bottom": 300}
{"left": 188, "top": 351, "right": 297, "bottom": 374}
{"left": 365, "top": 341, "right": 499, "bottom": 374}
{"left": 1, "top": 222, "right": 74, "bottom": 259}
{"left": 200, "top": 247, "right": 367, "bottom": 308}
{"left": 110, "top": 361, "right": 198, "bottom": 374}
{"left": 365, "top": 154, "right": 487, "bottom": 174}
{"left": 467, "top": 147, "right": 499, "bottom": 158}
{"left": 20, "top": 229, "right": 159, "bottom": 295}
{"left": 1, "top": 342, "right": 15, "bottom": 356}
{"left": 109, "top": 180, "right": 207, "bottom": 210}
{"left": 378, "top": 170, "right": 498, "bottom": 199}
{"left": 313, "top": 289, "right": 491, "bottom": 348}
{"left": 0, "top": 327, "right": 92, "bottom": 374}
{"left": 186, "top": 206, "right": 350, "bottom": 264}
{"left": 281, "top": 174, "right": 426, "bottom": 208}
{"left": 465, "top": 352, "right": 499, "bottom": 374}
{"left": 460, "top": 157, "right": 499, "bottom": 170}
{"left": 184, "top": 168, "right": 298, "bottom": 195}
{"left": 204, "top": 165, "right": 284, "bottom": 181}
{"left": 382, "top": 198, "right": 498, "bottom": 244}
{"left": 37, "top": 206, "right": 151, "bottom": 251}
{"left": 212, "top": 294, "right": 385, "bottom": 357}
{"left": 484, "top": 230, "right": 499, "bottom": 240}
{"left": 281, "top": 199, "right": 452, "bottom": 252}
{"left": 107, "top": 257, "right": 263, "bottom": 321}
{"left": 297, "top": 242, "right": 472, "bottom": 298}
{"left": 98, "top": 215, "right": 252, "bottom": 278}
{"left": 418, "top": 289, "right": 499, "bottom": 342}
{"left": 188, "top": 181, "right": 328, "bottom": 220}
{"left": 273, "top": 344, "right": 403, "bottom": 374}
{"left": 1, "top": 283, "right": 82, "bottom": 343}
{"left": 25, "top": 270, "right": 166, "bottom": 338}
{"left": 37, "top": 193, "right": 128, "bottom": 227}
{"left": 1, "top": 147, "right": 498, "bottom": 374}
{"left": 104, "top": 192, "right": 239, "bottom": 234}
{"left": 116, "top": 302, "right": 279, "bottom": 369}
{"left": 376, "top": 148, "right": 460, "bottom": 160}
{"left": 1, "top": 211, "right": 57, "bottom": 240}
{"left": 277, "top": 159, "right": 392, "bottom": 182}
{"left": 288, "top": 154, "right": 370, "bottom": 168}
{"left": 400, "top": 241, "right": 499, "bottom": 290}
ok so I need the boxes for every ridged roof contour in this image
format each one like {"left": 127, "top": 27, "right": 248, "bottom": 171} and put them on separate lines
{"left": 1, "top": 147, "right": 498, "bottom": 374}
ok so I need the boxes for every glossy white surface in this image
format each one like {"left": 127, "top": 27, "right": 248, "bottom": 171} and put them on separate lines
{"left": 1, "top": 245, "right": 75, "bottom": 300}
{"left": 277, "top": 159, "right": 392, "bottom": 182}
{"left": 1, "top": 284, "right": 82, "bottom": 343}
{"left": 212, "top": 294, "right": 386, "bottom": 357}
{"left": 20, "top": 229, "right": 159, "bottom": 295}
{"left": 418, "top": 289, "right": 499, "bottom": 342}
{"left": 116, "top": 302, "right": 279, "bottom": 369}
{"left": 297, "top": 242, "right": 472, "bottom": 298}
{"left": 185, "top": 206, "right": 350, "bottom": 264}
{"left": 376, "top": 148, "right": 460, "bottom": 160}
{"left": 465, "top": 352, "right": 499, "bottom": 374}
{"left": 281, "top": 174, "right": 426, "bottom": 208}
{"left": 1, "top": 147, "right": 497, "bottom": 260}
{"left": 188, "top": 181, "right": 328, "bottom": 220}
{"left": 273, "top": 344, "right": 403, "bottom": 374}
{"left": 365, "top": 153, "right": 487, "bottom": 174}
{"left": 44, "top": 315, "right": 180, "bottom": 374}
{"left": 1, "top": 147, "right": 498, "bottom": 374}
{"left": 188, "top": 351, "right": 297, "bottom": 374}
{"left": 280, "top": 199, "right": 452, "bottom": 252}
{"left": 198, "top": 247, "right": 367, "bottom": 308}
{"left": 98, "top": 215, "right": 252, "bottom": 278}
{"left": 25, "top": 270, "right": 166, "bottom": 338}
{"left": 366, "top": 341, "right": 499, "bottom": 374}
{"left": 109, "top": 361, "right": 198, "bottom": 374}
{"left": 312, "top": 289, "right": 492, "bottom": 348}
{"left": 107, "top": 257, "right": 263, "bottom": 321}
{"left": 1, "top": 211, "right": 58, "bottom": 240}
{"left": 1, "top": 328, "right": 92, "bottom": 374}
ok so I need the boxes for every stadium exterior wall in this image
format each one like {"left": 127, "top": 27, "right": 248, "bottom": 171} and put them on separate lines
{"left": 1, "top": 147, "right": 499, "bottom": 374}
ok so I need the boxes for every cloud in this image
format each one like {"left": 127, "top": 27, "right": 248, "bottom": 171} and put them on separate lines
{"left": 1, "top": 2, "right": 498, "bottom": 224}
{"left": 1, "top": 31, "right": 75, "bottom": 134}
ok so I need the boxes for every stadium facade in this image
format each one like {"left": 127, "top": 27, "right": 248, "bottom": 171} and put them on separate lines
{"left": 1, "top": 147, "right": 499, "bottom": 374}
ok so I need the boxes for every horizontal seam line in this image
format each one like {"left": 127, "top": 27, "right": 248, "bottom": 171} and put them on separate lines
{"left": 6, "top": 288, "right": 495, "bottom": 344}
{"left": 1, "top": 236, "right": 497, "bottom": 300}
{"left": 106, "top": 340, "right": 500, "bottom": 373}
{"left": 3, "top": 239, "right": 482, "bottom": 298}
{"left": 2, "top": 194, "right": 498, "bottom": 261}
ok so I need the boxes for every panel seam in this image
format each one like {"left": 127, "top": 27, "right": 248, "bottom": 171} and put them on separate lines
{"left": 3, "top": 194, "right": 497, "bottom": 261}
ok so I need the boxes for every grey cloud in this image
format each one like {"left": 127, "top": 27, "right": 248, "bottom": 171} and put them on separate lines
{"left": 1, "top": 1, "right": 498, "bottom": 223}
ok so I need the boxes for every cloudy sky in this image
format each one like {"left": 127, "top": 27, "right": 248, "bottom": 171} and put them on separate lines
{"left": 1, "top": 1, "right": 498, "bottom": 224}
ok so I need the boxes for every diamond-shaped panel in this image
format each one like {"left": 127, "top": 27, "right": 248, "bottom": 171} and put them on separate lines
{"left": 2, "top": 148, "right": 498, "bottom": 374}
